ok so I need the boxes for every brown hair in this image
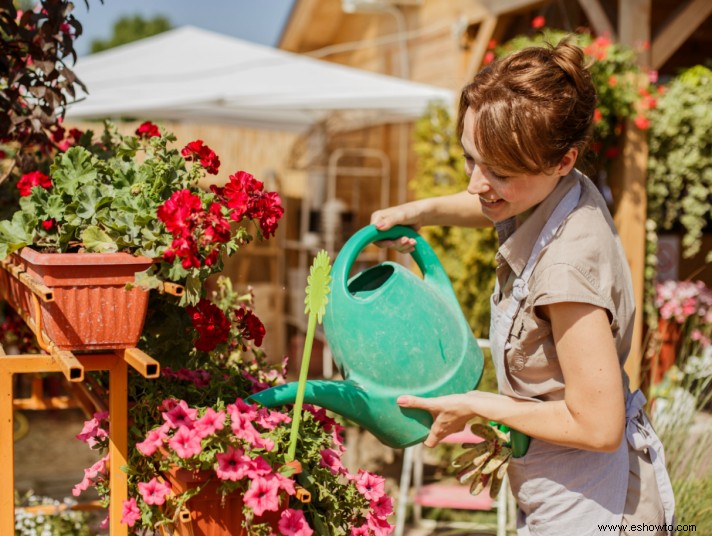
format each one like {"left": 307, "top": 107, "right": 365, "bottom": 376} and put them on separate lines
{"left": 457, "top": 37, "right": 596, "bottom": 175}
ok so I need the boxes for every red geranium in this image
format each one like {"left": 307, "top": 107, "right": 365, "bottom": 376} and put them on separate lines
{"left": 181, "top": 140, "right": 221, "bottom": 175}
{"left": 235, "top": 308, "right": 266, "bottom": 348}
{"left": 186, "top": 299, "right": 231, "bottom": 352}
{"left": 17, "top": 171, "right": 52, "bottom": 196}
{"left": 136, "top": 121, "right": 160, "bottom": 139}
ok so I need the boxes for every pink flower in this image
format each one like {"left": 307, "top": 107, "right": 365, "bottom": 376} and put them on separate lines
{"left": 371, "top": 494, "right": 394, "bottom": 518}
{"left": 84, "top": 456, "right": 108, "bottom": 479}
{"left": 136, "top": 428, "right": 168, "bottom": 456}
{"left": 278, "top": 508, "right": 314, "bottom": 536}
{"left": 367, "top": 513, "right": 394, "bottom": 535}
{"left": 162, "top": 400, "right": 198, "bottom": 429}
{"left": 256, "top": 407, "right": 291, "bottom": 430}
{"left": 168, "top": 426, "right": 203, "bottom": 459}
{"left": 356, "top": 470, "right": 385, "bottom": 501}
{"left": 72, "top": 474, "right": 92, "bottom": 496}
{"left": 320, "top": 449, "right": 346, "bottom": 476}
{"left": 76, "top": 414, "right": 109, "bottom": 447}
{"left": 351, "top": 525, "right": 370, "bottom": 535}
{"left": 137, "top": 477, "right": 172, "bottom": 506}
{"left": 194, "top": 408, "right": 226, "bottom": 438}
{"left": 243, "top": 476, "right": 281, "bottom": 516}
{"left": 120, "top": 498, "right": 141, "bottom": 527}
{"left": 215, "top": 446, "right": 252, "bottom": 481}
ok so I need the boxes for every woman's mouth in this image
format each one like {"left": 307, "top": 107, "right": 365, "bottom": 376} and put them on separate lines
{"left": 480, "top": 197, "right": 504, "bottom": 208}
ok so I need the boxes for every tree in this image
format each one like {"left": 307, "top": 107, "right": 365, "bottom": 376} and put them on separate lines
{"left": 90, "top": 14, "right": 171, "bottom": 53}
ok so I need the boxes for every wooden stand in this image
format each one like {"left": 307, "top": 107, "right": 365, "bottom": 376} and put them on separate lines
{"left": 0, "top": 262, "right": 161, "bottom": 536}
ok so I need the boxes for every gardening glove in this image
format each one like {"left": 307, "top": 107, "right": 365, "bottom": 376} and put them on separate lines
{"left": 451, "top": 422, "right": 512, "bottom": 499}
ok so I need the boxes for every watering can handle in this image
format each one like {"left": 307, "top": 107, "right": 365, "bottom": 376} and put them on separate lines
{"left": 336, "top": 225, "right": 457, "bottom": 304}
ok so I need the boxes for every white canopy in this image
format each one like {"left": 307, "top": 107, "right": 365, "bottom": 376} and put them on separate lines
{"left": 66, "top": 26, "right": 453, "bottom": 131}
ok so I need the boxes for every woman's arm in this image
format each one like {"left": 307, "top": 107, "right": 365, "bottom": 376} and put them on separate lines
{"left": 370, "top": 191, "right": 492, "bottom": 252}
{"left": 398, "top": 302, "right": 626, "bottom": 452}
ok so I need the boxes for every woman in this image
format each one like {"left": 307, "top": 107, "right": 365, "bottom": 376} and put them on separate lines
{"left": 371, "top": 39, "right": 674, "bottom": 535}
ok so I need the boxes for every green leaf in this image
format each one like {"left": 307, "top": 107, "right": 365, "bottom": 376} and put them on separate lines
{"left": 50, "top": 147, "right": 98, "bottom": 196}
{"left": 0, "top": 212, "right": 36, "bottom": 256}
{"left": 81, "top": 226, "right": 119, "bottom": 253}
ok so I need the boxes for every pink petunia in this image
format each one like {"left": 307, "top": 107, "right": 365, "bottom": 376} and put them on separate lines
{"left": 120, "top": 498, "right": 141, "bottom": 527}
{"left": 168, "top": 426, "right": 203, "bottom": 459}
{"left": 371, "top": 494, "right": 394, "bottom": 518}
{"left": 162, "top": 400, "right": 198, "bottom": 429}
{"left": 215, "top": 446, "right": 252, "bottom": 481}
{"left": 136, "top": 428, "right": 168, "bottom": 456}
{"left": 243, "top": 476, "right": 281, "bottom": 516}
{"left": 194, "top": 407, "right": 226, "bottom": 438}
{"left": 355, "top": 470, "right": 385, "bottom": 501}
{"left": 84, "top": 456, "right": 108, "bottom": 479}
{"left": 351, "top": 525, "right": 370, "bottom": 536}
{"left": 256, "top": 407, "right": 291, "bottom": 430}
{"left": 278, "top": 508, "right": 314, "bottom": 536}
{"left": 320, "top": 449, "right": 346, "bottom": 476}
{"left": 367, "top": 513, "right": 395, "bottom": 535}
{"left": 138, "top": 477, "right": 172, "bottom": 506}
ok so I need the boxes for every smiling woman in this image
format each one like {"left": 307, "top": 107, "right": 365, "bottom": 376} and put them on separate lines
{"left": 371, "top": 37, "right": 675, "bottom": 536}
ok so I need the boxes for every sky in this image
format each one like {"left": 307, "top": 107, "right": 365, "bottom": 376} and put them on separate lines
{"left": 71, "top": 0, "right": 296, "bottom": 56}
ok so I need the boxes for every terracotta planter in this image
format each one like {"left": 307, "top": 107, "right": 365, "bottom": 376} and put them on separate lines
{"left": 163, "top": 467, "right": 280, "bottom": 536}
{"left": 652, "top": 318, "right": 681, "bottom": 385}
{"left": 17, "top": 248, "right": 153, "bottom": 351}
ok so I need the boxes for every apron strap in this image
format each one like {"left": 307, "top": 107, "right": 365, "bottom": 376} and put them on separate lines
{"left": 625, "top": 390, "right": 676, "bottom": 529}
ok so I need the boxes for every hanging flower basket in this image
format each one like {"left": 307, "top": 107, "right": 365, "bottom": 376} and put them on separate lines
{"left": 161, "top": 466, "right": 280, "bottom": 536}
{"left": 17, "top": 248, "right": 153, "bottom": 351}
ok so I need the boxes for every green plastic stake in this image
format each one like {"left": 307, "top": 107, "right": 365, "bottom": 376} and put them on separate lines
{"left": 286, "top": 250, "right": 332, "bottom": 462}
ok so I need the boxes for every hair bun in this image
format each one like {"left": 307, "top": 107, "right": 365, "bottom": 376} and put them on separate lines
{"left": 550, "top": 39, "right": 591, "bottom": 96}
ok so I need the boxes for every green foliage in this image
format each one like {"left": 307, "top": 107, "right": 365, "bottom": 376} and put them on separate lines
{"left": 647, "top": 65, "right": 712, "bottom": 260}
{"left": 90, "top": 14, "right": 172, "bottom": 54}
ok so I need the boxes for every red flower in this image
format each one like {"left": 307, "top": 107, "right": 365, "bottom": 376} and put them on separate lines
{"left": 17, "top": 171, "right": 52, "bottom": 197}
{"left": 487, "top": 39, "right": 497, "bottom": 50}
{"left": 235, "top": 308, "right": 266, "bottom": 347}
{"left": 157, "top": 189, "right": 204, "bottom": 238}
{"left": 251, "top": 191, "right": 284, "bottom": 238}
{"left": 531, "top": 16, "right": 545, "bottom": 29}
{"left": 593, "top": 108, "right": 602, "bottom": 124}
{"left": 136, "top": 121, "right": 160, "bottom": 139}
{"left": 483, "top": 51, "right": 495, "bottom": 65}
{"left": 41, "top": 218, "right": 56, "bottom": 231}
{"left": 634, "top": 115, "right": 650, "bottom": 130}
{"left": 181, "top": 140, "right": 221, "bottom": 175}
{"left": 186, "top": 299, "right": 231, "bottom": 352}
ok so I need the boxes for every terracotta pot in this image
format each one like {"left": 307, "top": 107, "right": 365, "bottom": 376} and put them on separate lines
{"left": 163, "top": 466, "right": 280, "bottom": 536}
{"left": 17, "top": 248, "right": 153, "bottom": 351}
{"left": 652, "top": 318, "right": 681, "bottom": 385}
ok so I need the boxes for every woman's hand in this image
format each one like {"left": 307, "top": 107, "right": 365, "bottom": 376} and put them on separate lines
{"left": 397, "top": 391, "right": 504, "bottom": 447}
{"left": 370, "top": 201, "right": 427, "bottom": 253}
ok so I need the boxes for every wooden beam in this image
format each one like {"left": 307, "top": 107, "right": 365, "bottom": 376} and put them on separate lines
{"left": 480, "top": 0, "right": 548, "bottom": 17}
{"left": 619, "top": 0, "right": 652, "bottom": 67}
{"left": 463, "top": 15, "right": 499, "bottom": 82}
{"left": 613, "top": 119, "right": 649, "bottom": 392}
{"left": 651, "top": 0, "right": 712, "bottom": 70}
{"left": 616, "top": 1, "right": 651, "bottom": 390}
{"left": 279, "top": 0, "right": 321, "bottom": 51}
{"left": 576, "top": 0, "right": 616, "bottom": 40}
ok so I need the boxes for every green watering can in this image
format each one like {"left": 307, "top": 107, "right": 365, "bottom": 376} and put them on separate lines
{"left": 250, "top": 225, "right": 484, "bottom": 448}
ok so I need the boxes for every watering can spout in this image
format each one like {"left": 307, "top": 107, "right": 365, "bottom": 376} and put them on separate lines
{"left": 248, "top": 379, "right": 432, "bottom": 449}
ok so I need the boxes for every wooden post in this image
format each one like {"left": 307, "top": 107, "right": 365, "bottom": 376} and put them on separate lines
{"left": 615, "top": 0, "right": 651, "bottom": 390}
{"left": 109, "top": 355, "right": 129, "bottom": 536}
{"left": 0, "top": 349, "right": 14, "bottom": 536}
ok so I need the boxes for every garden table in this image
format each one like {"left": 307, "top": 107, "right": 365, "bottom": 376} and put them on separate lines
{"left": 0, "top": 260, "right": 160, "bottom": 536}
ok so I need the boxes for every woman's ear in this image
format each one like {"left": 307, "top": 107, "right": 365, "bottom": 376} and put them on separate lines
{"left": 556, "top": 148, "right": 579, "bottom": 176}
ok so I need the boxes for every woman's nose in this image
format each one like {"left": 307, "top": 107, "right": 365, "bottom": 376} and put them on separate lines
{"left": 467, "top": 167, "right": 491, "bottom": 195}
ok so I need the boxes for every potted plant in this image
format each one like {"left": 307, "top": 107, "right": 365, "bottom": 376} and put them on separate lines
{"left": 73, "top": 276, "right": 395, "bottom": 536}
{"left": 0, "top": 121, "right": 284, "bottom": 351}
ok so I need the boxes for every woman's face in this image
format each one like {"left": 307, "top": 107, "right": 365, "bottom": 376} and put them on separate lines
{"left": 461, "top": 107, "right": 575, "bottom": 223}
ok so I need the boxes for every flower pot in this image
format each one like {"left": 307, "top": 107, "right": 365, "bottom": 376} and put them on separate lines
{"left": 163, "top": 466, "right": 280, "bottom": 536}
{"left": 17, "top": 248, "right": 153, "bottom": 351}
{"left": 652, "top": 318, "right": 680, "bottom": 385}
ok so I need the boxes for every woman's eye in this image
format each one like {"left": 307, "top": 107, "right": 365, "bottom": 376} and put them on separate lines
{"left": 490, "top": 170, "right": 508, "bottom": 180}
